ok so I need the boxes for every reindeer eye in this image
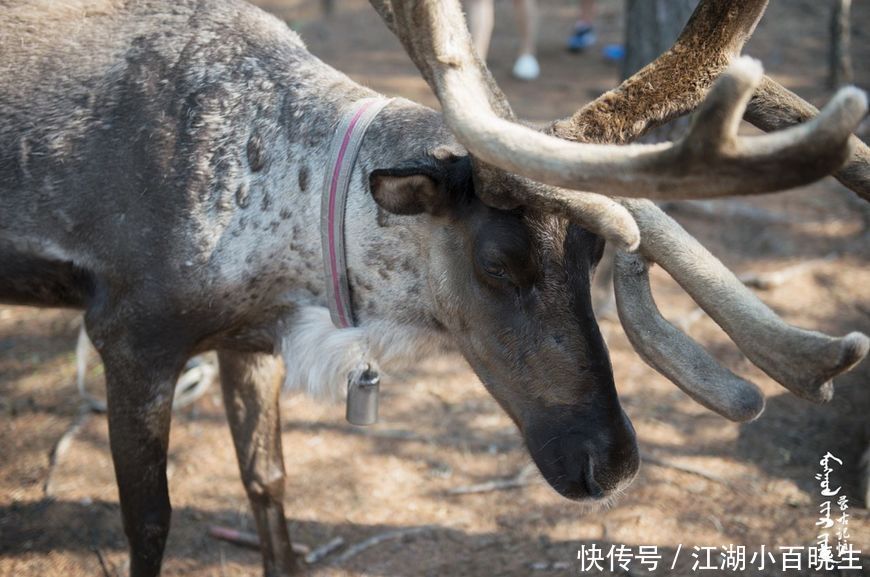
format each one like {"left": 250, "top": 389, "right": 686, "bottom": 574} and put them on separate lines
{"left": 481, "top": 259, "right": 508, "bottom": 279}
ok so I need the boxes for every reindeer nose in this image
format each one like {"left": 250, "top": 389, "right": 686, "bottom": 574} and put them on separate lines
{"left": 581, "top": 454, "right": 605, "bottom": 499}
{"left": 525, "top": 408, "right": 639, "bottom": 502}
{"left": 560, "top": 438, "right": 610, "bottom": 500}
{"left": 561, "top": 449, "right": 606, "bottom": 499}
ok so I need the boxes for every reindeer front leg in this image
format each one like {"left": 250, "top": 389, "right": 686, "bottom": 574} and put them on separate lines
{"left": 95, "top": 327, "right": 188, "bottom": 577}
{"left": 219, "top": 350, "right": 300, "bottom": 577}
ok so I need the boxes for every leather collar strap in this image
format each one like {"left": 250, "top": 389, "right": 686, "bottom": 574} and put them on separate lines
{"left": 321, "top": 97, "right": 394, "bottom": 329}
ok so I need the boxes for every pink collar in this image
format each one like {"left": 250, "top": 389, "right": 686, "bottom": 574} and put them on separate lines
{"left": 320, "top": 97, "right": 394, "bottom": 329}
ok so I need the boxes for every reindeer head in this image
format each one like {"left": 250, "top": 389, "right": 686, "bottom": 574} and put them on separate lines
{"left": 371, "top": 155, "right": 637, "bottom": 498}
{"left": 367, "top": 0, "right": 869, "bottom": 502}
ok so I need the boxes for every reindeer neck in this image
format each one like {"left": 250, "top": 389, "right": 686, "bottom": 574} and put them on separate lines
{"left": 212, "top": 71, "right": 449, "bottom": 329}
{"left": 265, "top": 93, "right": 454, "bottom": 395}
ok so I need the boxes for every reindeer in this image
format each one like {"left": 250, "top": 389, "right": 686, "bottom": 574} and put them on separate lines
{"left": 1, "top": 0, "right": 868, "bottom": 575}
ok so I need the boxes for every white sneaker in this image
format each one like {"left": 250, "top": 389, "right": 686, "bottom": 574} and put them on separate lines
{"left": 512, "top": 53, "right": 540, "bottom": 80}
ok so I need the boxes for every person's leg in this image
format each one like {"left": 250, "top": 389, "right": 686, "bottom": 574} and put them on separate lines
{"left": 579, "top": 0, "right": 596, "bottom": 23}
{"left": 514, "top": 0, "right": 538, "bottom": 57}
{"left": 467, "top": 0, "right": 495, "bottom": 60}
{"left": 512, "top": 0, "right": 540, "bottom": 79}
{"left": 568, "top": 0, "right": 598, "bottom": 52}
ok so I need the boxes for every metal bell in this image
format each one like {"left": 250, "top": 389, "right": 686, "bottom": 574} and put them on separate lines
{"left": 346, "top": 367, "right": 380, "bottom": 426}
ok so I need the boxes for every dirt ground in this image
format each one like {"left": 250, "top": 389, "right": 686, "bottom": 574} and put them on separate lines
{"left": 1, "top": 0, "right": 869, "bottom": 576}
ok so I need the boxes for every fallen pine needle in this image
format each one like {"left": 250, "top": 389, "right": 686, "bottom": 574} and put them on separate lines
{"left": 641, "top": 452, "right": 732, "bottom": 488}
{"left": 738, "top": 256, "right": 835, "bottom": 290}
{"left": 333, "top": 526, "right": 435, "bottom": 564}
{"left": 208, "top": 526, "right": 260, "bottom": 550}
{"left": 44, "top": 409, "right": 91, "bottom": 498}
{"left": 530, "top": 561, "right": 571, "bottom": 571}
{"left": 447, "top": 463, "right": 538, "bottom": 495}
{"left": 304, "top": 537, "right": 345, "bottom": 564}
{"left": 207, "top": 526, "right": 310, "bottom": 555}
{"left": 91, "top": 546, "right": 112, "bottom": 577}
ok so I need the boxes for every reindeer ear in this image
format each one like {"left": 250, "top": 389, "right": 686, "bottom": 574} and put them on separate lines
{"left": 369, "top": 168, "right": 447, "bottom": 216}
{"left": 370, "top": 148, "right": 471, "bottom": 216}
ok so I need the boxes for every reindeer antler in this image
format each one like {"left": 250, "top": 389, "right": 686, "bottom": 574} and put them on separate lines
{"left": 549, "top": 0, "right": 870, "bottom": 201}
{"left": 371, "top": 0, "right": 870, "bottom": 420}
{"left": 613, "top": 252, "right": 766, "bottom": 422}
{"left": 371, "top": 0, "right": 641, "bottom": 250}
{"left": 747, "top": 77, "right": 870, "bottom": 200}
{"left": 623, "top": 199, "right": 868, "bottom": 404}
{"left": 370, "top": 0, "right": 864, "bottom": 255}
{"left": 554, "top": 0, "right": 870, "bottom": 417}
{"left": 549, "top": 0, "right": 768, "bottom": 145}
{"left": 372, "top": 1, "right": 864, "bottom": 200}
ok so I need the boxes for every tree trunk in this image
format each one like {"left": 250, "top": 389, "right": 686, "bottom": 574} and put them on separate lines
{"left": 622, "top": 0, "right": 698, "bottom": 80}
{"left": 829, "top": 0, "right": 853, "bottom": 89}
{"left": 621, "top": 0, "right": 698, "bottom": 143}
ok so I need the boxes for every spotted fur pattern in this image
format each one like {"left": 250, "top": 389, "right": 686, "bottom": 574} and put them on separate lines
{"left": 0, "top": 0, "right": 457, "bottom": 394}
